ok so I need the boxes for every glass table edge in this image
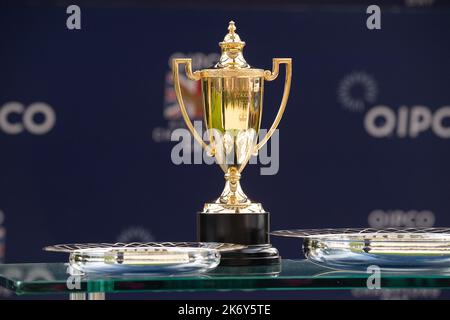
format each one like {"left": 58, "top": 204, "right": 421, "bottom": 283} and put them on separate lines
{"left": 2, "top": 259, "right": 450, "bottom": 295}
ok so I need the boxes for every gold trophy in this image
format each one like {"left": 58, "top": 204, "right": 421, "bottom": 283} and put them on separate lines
{"left": 172, "top": 21, "right": 291, "bottom": 265}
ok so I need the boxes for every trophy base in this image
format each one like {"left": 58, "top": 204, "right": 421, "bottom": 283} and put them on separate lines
{"left": 197, "top": 212, "right": 280, "bottom": 266}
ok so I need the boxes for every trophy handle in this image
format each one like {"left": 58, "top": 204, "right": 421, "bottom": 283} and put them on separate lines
{"left": 255, "top": 58, "right": 292, "bottom": 151}
{"left": 172, "top": 58, "right": 214, "bottom": 155}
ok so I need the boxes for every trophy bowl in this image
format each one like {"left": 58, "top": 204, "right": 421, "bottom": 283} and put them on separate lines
{"left": 172, "top": 21, "right": 292, "bottom": 265}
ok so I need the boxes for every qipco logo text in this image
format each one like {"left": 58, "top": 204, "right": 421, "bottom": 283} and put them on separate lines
{"left": 368, "top": 209, "right": 435, "bottom": 228}
{"left": 0, "top": 102, "right": 56, "bottom": 135}
{"left": 364, "top": 105, "right": 450, "bottom": 138}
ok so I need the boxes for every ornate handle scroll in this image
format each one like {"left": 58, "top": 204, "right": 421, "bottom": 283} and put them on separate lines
{"left": 172, "top": 58, "right": 214, "bottom": 154}
{"left": 255, "top": 58, "right": 292, "bottom": 151}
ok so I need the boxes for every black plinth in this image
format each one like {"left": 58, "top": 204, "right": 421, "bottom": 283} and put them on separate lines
{"left": 197, "top": 212, "right": 280, "bottom": 266}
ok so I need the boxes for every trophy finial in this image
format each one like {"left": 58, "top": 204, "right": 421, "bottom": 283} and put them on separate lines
{"left": 217, "top": 20, "right": 248, "bottom": 68}
{"left": 228, "top": 21, "right": 236, "bottom": 34}
{"left": 222, "top": 20, "right": 242, "bottom": 43}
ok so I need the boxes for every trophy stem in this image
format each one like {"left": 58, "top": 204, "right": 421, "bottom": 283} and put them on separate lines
{"left": 203, "top": 166, "right": 265, "bottom": 213}
{"left": 220, "top": 167, "right": 246, "bottom": 205}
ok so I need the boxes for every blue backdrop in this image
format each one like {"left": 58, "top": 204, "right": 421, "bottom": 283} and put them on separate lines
{"left": 1, "top": 3, "right": 449, "bottom": 299}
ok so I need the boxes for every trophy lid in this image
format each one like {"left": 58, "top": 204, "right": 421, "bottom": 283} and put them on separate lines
{"left": 215, "top": 21, "right": 250, "bottom": 69}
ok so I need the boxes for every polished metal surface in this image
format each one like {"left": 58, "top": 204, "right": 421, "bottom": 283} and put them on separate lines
{"left": 44, "top": 242, "right": 245, "bottom": 275}
{"left": 172, "top": 21, "right": 292, "bottom": 213}
{"left": 272, "top": 228, "right": 450, "bottom": 271}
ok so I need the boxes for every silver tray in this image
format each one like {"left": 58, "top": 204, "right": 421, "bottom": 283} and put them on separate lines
{"left": 44, "top": 242, "right": 245, "bottom": 275}
{"left": 271, "top": 228, "right": 450, "bottom": 271}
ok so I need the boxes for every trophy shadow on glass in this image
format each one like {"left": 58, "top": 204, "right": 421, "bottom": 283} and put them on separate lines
{"left": 172, "top": 21, "right": 292, "bottom": 266}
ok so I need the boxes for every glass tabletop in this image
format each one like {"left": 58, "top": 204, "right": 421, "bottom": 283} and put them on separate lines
{"left": 1, "top": 259, "right": 450, "bottom": 295}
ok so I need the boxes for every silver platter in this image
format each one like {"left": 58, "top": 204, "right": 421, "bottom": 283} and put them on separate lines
{"left": 44, "top": 242, "right": 245, "bottom": 275}
{"left": 272, "top": 228, "right": 450, "bottom": 271}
